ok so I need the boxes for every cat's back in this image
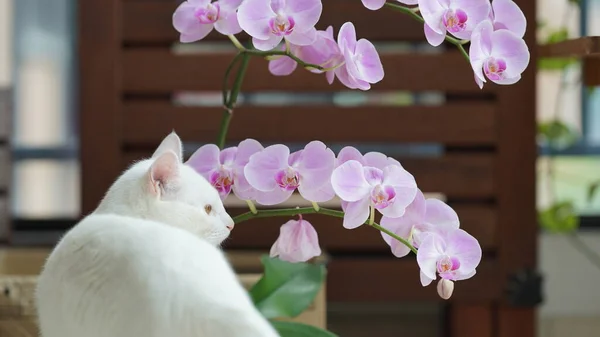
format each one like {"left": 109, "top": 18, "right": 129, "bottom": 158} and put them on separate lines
{"left": 36, "top": 213, "right": 257, "bottom": 337}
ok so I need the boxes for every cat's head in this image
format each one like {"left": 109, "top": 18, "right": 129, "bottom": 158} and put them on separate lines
{"left": 95, "top": 132, "right": 234, "bottom": 246}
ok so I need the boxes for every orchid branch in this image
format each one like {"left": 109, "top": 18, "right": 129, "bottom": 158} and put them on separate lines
{"left": 216, "top": 37, "right": 327, "bottom": 148}
{"left": 383, "top": 2, "right": 470, "bottom": 61}
{"left": 233, "top": 206, "right": 418, "bottom": 254}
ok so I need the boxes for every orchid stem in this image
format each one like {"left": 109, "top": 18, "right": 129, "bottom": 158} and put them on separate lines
{"left": 246, "top": 200, "right": 258, "bottom": 214}
{"left": 233, "top": 206, "right": 418, "bottom": 254}
{"left": 368, "top": 206, "right": 375, "bottom": 226}
{"left": 312, "top": 202, "right": 320, "bottom": 212}
{"left": 216, "top": 53, "right": 250, "bottom": 149}
{"left": 228, "top": 34, "right": 245, "bottom": 51}
{"left": 384, "top": 2, "right": 470, "bottom": 62}
{"left": 216, "top": 41, "right": 325, "bottom": 148}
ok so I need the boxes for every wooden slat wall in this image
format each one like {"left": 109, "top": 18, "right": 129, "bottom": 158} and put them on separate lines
{"left": 79, "top": 0, "right": 537, "bottom": 336}
{"left": 0, "top": 88, "right": 9, "bottom": 241}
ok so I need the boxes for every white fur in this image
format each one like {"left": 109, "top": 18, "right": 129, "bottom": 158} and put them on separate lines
{"left": 36, "top": 132, "right": 279, "bottom": 337}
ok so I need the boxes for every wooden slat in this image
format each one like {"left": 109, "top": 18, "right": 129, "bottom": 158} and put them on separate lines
{"left": 0, "top": 89, "right": 9, "bottom": 140}
{"left": 122, "top": 0, "right": 424, "bottom": 44}
{"left": 225, "top": 204, "right": 496, "bottom": 251}
{"left": 121, "top": 151, "right": 496, "bottom": 198}
{"left": 0, "top": 145, "right": 8, "bottom": 191}
{"left": 122, "top": 49, "right": 489, "bottom": 93}
{"left": 0, "top": 196, "right": 8, "bottom": 241}
{"left": 450, "top": 304, "right": 494, "bottom": 337}
{"left": 538, "top": 36, "right": 600, "bottom": 58}
{"left": 327, "top": 257, "right": 500, "bottom": 302}
{"left": 80, "top": 0, "right": 124, "bottom": 214}
{"left": 123, "top": 102, "right": 497, "bottom": 146}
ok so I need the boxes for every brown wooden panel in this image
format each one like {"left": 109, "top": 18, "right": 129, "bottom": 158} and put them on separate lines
{"left": 0, "top": 145, "right": 8, "bottom": 192}
{"left": 583, "top": 58, "right": 600, "bottom": 86}
{"left": 123, "top": 102, "right": 497, "bottom": 146}
{"left": 122, "top": 151, "right": 496, "bottom": 198}
{"left": 80, "top": 0, "right": 124, "bottom": 214}
{"left": 225, "top": 204, "right": 496, "bottom": 251}
{"left": 122, "top": 49, "right": 489, "bottom": 93}
{"left": 497, "top": 0, "right": 537, "bottom": 288}
{"left": 498, "top": 307, "right": 535, "bottom": 337}
{"left": 450, "top": 304, "right": 493, "bottom": 337}
{"left": 327, "top": 257, "right": 499, "bottom": 302}
{"left": 0, "top": 89, "right": 9, "bottom": 140}
{"left": 122, "top": 0, "right": 424, "bottom": 44}
{"left": 0, "top": 196, "right": 8, "bottom": 241}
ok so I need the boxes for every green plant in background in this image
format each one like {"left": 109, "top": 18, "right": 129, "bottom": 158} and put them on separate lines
{"left": 536, "top": 0, "right": 600, "bottom": 271}
{"left": 249, "top": 256, "right": 334, "bottom": 336}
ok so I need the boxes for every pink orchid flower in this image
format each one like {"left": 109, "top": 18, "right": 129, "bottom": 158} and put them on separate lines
{"left": 489, "top": 0, "right": 526, "bottom": 38}
{"left": 416, "top": 228, "right": 482, "bottom": 290}
{"left": 469, "top": 19, "right": 530, "bottom": 88}
{"left": 244, "top": 141, "right": 336, "bottom": 205}
{"left": 173, "top": 0, "right": 243, "bottom": 43}
{"left": 268, "top": 26, "right": 344, "bottom": 84}
{"left": 380, "top": 189, "right": 460, "bottom": 258}
{"left": 186, "top": 139, "right": 264, "bottom": 200}
{"left": 331, "top": 160, "right": 417, "bottom": 229}
{"left": 419, "top": 0, "right": 491, "bottom": 46}
{"left": 237, "top": 0, "right": 323, "bottom": 51}
{"left": 270, "top": 216, "right": 322, "bottom": 263}
{"left": 333, "top": 22, "right": 384, "bottom": 90}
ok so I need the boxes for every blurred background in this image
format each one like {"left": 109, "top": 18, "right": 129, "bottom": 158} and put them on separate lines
{"left": 0, "top": 0, "right": 599, "bottom": 336}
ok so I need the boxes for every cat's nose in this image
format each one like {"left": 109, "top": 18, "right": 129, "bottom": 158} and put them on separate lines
{"left": 226, "top": 224, "right": 234, "bottom": 231}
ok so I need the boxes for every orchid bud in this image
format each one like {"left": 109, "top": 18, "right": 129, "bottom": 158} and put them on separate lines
{"left": 437, "top": 279, "right": 455, "bottom": 300}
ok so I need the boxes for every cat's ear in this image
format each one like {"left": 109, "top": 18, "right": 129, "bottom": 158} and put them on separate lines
{"left": 148, "top": 150, "right": 180, "bottom": 197}
{"left": 152, "top": 131, "right": 183, "bottom": 161}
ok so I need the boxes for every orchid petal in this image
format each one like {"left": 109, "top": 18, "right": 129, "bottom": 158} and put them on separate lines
{"left": 490, "top": 30, "right": 530, "bottom": 78}
{"left": 237, "top": 0, "right": 274, "bottom": 40}
{"left": 286, "top": 27, "right": 317, "bottom": 46}
{"left": 424, "top": 199, "right": 460, "bottom": 230}
{"left": 361, "top": 0, "right": 387, "bottom": 10}
{"left": 342, "top": 197, "right": 371, "bottom": 229}
{"left": 244, "top": 144, "right": 289, "bottom": 191}
{"left": 424, "top": 23, "right": 446, "bottom": 46}
{"left": 353, "top": 39, "right": 384, "bottom": 83}
{"left": 269, "top": 55, "right": 298, "bottom": 76}
{"left": 443, "top": 229, "right": 482, "bottom": 274}
{"left": 417, "top": 233, "right": 446, "bottom": 280}
{"left": 254, "top": 187, "right": 294, "bottom": 205}
{"left": 492, "top": 0, "right": 526, "bottom": 38}
{"left": 214, "top": 6, "right": 243, "bottom": 35}
{"left": 220, "top": 147, "right": 237, "bottom": 166}
{"left": 186, "top": 144, "right": 221, "bottom": 176}
{"left": 253, "top": 35, "right": 284, "bottom": 51}
{"left": 419, "top": 0, "right": 447, "bottom": 34}
{"left": 331, "top": 160, "right": 371, "bottom": 202}
{"left": 337, "top": 146, "right": 365, "bottom": 165}
{"left": 284, "top": 0, "right": 322, "bottom": 31}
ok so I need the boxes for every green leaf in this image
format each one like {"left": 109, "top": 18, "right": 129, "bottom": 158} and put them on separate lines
{"left": 538, "top": 57, "right": 577, "bottom": 70}
{"left": 249, "top": 256, "right": 326, "bottom": 319}
{"left": 271, "top": 321, "right": 338, "bottom": 337}
{"left": 538, "top": 201, "right": 579, "bottom": 233}
{"left": 537, "top": 120, "right": 579, "bottom": 149}
{"left": 587, "top": 180, "right": 600, "bottom": 203}
{"left": 545, "top": 28, "right": 569, "bottom": 44}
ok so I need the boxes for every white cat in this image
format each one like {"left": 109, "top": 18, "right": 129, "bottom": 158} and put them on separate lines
{"left": 36, "top": 132, "right": 280, "bottom": 337}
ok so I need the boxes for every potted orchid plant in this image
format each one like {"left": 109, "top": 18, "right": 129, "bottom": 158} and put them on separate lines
{"left": 171, "top": 0, "right": 530, "bottom": 335}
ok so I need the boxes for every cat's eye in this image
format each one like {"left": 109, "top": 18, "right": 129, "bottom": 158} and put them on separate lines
{"left": 204, "top": 205, "right": 212, "bottom": 214}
